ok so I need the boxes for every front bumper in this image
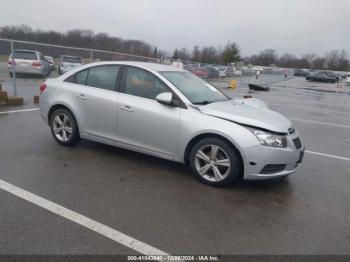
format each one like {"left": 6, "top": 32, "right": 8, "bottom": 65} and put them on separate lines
{"left": 243, "top": 134, "right": 304, "bottom": 180}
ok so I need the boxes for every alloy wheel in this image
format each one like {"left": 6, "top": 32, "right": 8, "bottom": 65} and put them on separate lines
{"left": 194, "top": 144, "right": 231, "bottom": 182}
{"left": 52, "top": 113, "right": 73, "bottom": 142}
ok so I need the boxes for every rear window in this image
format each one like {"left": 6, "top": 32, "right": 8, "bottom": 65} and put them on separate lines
{"left": 62, "top": 56, "right": 82, "bottom": 64}
{"left": 13, "top": 51, "right": 37, "bottom": 60}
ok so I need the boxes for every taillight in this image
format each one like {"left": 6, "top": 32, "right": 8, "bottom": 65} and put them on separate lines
{"left": 32, "top": 61, "right": 42, "bottom": 67}
{"left": 40, "top": 83, "right": 47, "bottom": 93}
{"left": 8, "top": 60, "right": 15, "bottom": 65}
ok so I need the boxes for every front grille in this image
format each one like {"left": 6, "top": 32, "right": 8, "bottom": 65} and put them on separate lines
{"left": 260, "top": 164, "right": 286, "bottom": 174}
{"left": 288, "top": 127, "right": 296, "bottom": 135}
{"left": 293, "top": 137, "right": 302, "bottom": 149}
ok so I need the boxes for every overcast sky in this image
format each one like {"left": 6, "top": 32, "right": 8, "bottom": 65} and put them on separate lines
{"left": 1, "top": 0, "right": 349, "bottom": 56}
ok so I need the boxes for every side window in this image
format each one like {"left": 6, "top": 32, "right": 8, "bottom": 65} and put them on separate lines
{"left": 121, "top": 67, "right": 169, "bottom": 100}
{"left": 76, "top": 70, "right": 88, "bottom": 85}
{"left": 64, "top": 69, "right": 88, "bottom": 84}
{"left": 65, "top": 75, "right": 75, "bottom": 83}
{"left": 86, "top": 65, "right": 120, "bottom": 91}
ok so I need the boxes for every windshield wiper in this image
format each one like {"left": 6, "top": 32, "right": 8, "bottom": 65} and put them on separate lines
{"left": 193, "top": 100, "right": 212, "bottom": 105}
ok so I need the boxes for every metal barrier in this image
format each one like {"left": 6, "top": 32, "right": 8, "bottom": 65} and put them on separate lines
{"left": 0, "top": 38, "right": 292, "bottom": 104}
{"left": 0, "top": 38, "right": 160, "bottom": 102}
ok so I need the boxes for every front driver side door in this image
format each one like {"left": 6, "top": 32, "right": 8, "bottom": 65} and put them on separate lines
{"left": 117, "top": 66, "right": 181, "bottom": 159}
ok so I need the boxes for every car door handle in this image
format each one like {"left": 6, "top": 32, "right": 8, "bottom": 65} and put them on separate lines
{"left": 120, "top": 105, "right": 134, "bottom": 112}
{"left": 76, "top": 94, "right": 87, "bottom": 100}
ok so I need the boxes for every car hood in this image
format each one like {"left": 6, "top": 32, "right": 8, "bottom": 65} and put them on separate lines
{"left": 198, "top": 99, "right": 292, "bottom": 133}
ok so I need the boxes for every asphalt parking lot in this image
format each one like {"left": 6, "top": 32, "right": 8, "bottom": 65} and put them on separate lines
{"left": 0, "top": 76, "right": 350, "bottom": 256}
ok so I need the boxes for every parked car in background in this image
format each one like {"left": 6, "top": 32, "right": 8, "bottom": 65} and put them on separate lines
{"left": 294, "top": 69, "right": 310, "bottom": 77}
{"left": 40, "top": 61, "right": 304, "bottom": 187}
{"left": 58, "top": 55, "right": 84, "bottom": 75}
{"left": 225, "top": 67, "right": 234, "bottom": 77}
{"left": 218, "top": 68, "right": 226, "bottom": 78}
{"left": 205, "top": 66, "right": 219, "bottom": 79}
{"left": 322, "top": 71, "right": 341, "bottom": 82}
{"left": 45, "top": 56, "right": 56, "bottom": 71}
{"left": 234, "top": 70, "right": 242, "bottom": 76}
{"left": 187, "top": 66, "right": 208, "bottom": 79}
{"left": 7, "top": 50, "right": 51, "bottom": 78}
{"left": 345, "top": 77, "right": 350, "bottom": 86}
{"left": 306, "top": 73, "right": 337, "bottom": 83}
{"left": 340, "top": 73, "right": 347, "bottom": 79}
{"left": 241, "top": 67, "right": 255, "bottom": 76}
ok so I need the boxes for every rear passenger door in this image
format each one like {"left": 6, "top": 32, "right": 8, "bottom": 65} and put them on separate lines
{"left": 65, "top": 65, "right": 121, "bottom": 140}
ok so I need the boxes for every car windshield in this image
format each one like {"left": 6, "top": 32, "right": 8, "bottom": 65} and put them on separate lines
{"left": 160, "top": 71, "right": 229, "bottom": 104}
{"left": 62, "top": 57, "right": 82, "bottom": 64}
{"left": 13, "top": 51, "right": 37, "bottom": 60}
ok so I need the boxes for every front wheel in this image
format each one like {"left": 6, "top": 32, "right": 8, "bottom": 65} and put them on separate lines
{"left": 50, "top": 108, "right": 80, "bottom": 146}
{"left": 189, "top": 137, "right": 242, "bottom": 187}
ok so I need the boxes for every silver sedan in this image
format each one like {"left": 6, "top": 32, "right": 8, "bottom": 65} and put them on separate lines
{"left": 39, "top": 61, "right": 304, "bottom": 187}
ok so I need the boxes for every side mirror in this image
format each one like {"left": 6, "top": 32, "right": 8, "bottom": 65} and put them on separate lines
{"left": 156, "top": 92, "right": 174, "bottom": 106}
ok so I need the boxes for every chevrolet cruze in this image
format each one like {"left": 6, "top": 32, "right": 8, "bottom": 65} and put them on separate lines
{"left": 39, "top": 61, "right": 304, "bottom": 187}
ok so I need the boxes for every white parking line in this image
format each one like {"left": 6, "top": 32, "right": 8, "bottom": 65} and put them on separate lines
{"left": 0, "top": 178, "right": 169, "bottom": 256}
{"left": 306, "top": 150, "right": 350, "bottom": 162}
{"left": 0, "top": 108, "right": 39, "bottom": 115}
{"left": 288, "top": 117, "right": 350, "bottom": 129}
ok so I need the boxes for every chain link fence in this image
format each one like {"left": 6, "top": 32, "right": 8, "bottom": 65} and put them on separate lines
{"left": 166, "top": 59, "right": 294, "bottom": 87}
{"left": 0, "top": 38, "right": 293, "bottom": 105}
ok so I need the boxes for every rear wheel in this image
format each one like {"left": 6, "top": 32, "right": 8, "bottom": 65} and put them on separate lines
{"left": 50, "top": 108, "right": 80, "bottom": 146}
{"left": 189, "top": 137, "right": 242, "bottom": 187}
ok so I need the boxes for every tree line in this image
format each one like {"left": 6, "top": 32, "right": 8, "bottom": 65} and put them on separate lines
{"left": 243, "top": 49, "right": 349, "bottom": 71}
{"left": 173, "top": 46, "right": 349, "bottom": 71}
{"left": 172, "top": 42, "right": 241, "bottom": 65}
{"left": 0, "top": 25, "right": 159, "bottom": 58}
{"left": 1, "top": 25, "right": 348, "bottom": 71}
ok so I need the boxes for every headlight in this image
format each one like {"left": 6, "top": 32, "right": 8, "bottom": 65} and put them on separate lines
{"left": 249, "top": 128, "right": 287, "bottom": 148}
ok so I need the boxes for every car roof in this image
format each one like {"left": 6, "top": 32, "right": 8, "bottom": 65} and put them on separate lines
{"left": 61, "top": 55, "right": 82, "bottom": 58}
{"left": 14, "top": 49, "right": 38, "bottom": 53}
{"left": 85, "top": 61, "right": 186, "bottom": 72}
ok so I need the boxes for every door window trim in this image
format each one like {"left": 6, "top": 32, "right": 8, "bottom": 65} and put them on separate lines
{"left": 118, "top": 65, "right": 187, "bottom": 109}
{"left": 64, "top": 65, "right": 122, "bottom": 92}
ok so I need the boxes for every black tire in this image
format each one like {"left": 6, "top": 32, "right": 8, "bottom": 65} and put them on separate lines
{"left": 50, "top": 108, "right": 80, "bottom": 146}
{"left": 189, "top": 137, "right": 242, "bottom": 187}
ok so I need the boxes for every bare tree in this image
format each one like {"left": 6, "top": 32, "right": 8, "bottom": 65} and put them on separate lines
{"left": 255, "top": 49, "right": 278, "bottom": 66}
{"left": 0, "top": 25, "right": 157, "bottom": 58}
{"left": 278, "top": 53, "right": 298, "bottom": 68}
{"left": 302, "top": 53, "right": 317, "bottom": 69}
{"left": 312, "top": 57, "right": 326, "bottom": 70}
{"left": 325, "top": 50, "right": 340, "bottom": 70}
{"left": 191, "top": 46, "right": 201, "bottom": 62}
{"left": 338, "top": 50, "right": 349, "bottom": 71}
